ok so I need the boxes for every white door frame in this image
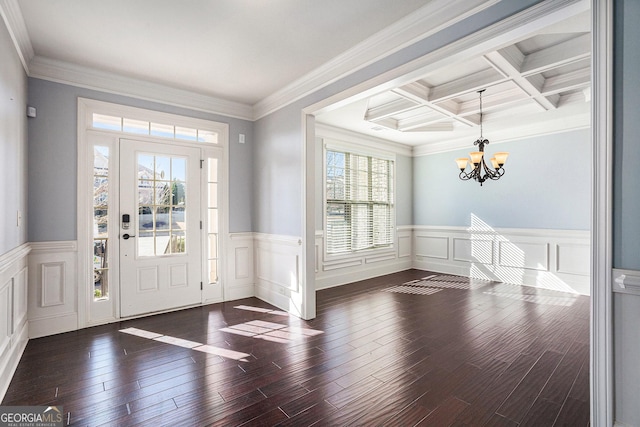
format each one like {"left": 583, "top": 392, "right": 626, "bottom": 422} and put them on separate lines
{"left": 77, "top": 98, "right": 230, "bottom": 327}
{"left": 591, "top": 0, "right": 614, "bottom": 425}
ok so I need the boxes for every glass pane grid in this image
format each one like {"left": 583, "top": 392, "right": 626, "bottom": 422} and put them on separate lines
{"left": 137, "top": 154, "right": 188, "bottom": 257}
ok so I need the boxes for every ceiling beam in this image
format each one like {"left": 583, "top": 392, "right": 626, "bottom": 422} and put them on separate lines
{"left": 456, "top": 87, "right": 529, "bottom": 115}
{"left": 428, "top": 68, "right": 505, "bottom": 102}
{"left": 520, "top": 33, "right": 591, "bottom": 76}
{"left": 394, "top": 82, "right": 476, "bottom": 127}
{"left": 365, "top": 98, "right": 421, "bottom": 122}
{"left": 368, "top": 117, "right": 399, "bottom": 131}
{"left": 484, "top": 47, "right": 557, "bottom": 111}
{"left": 540, "top": 66, "right": 591, "bottom": 96}
{"left": 400, "top": 122, "right": 455, "bottom": 132}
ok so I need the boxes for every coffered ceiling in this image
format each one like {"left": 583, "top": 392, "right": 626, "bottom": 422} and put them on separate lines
{"left": 316, "top": 10, "right": 591, "bottom": 149}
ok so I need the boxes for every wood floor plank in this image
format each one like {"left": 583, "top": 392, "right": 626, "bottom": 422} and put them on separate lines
{"left": 1, "top": 269, "right": 589, "bottom": 427}
{"left": 553, "top": 396, "right": 590, "bottom": 426}
{"left": 415, "top": 396, "right": 469, "bottom": 426}
{"left": 450, "top": 353, "right": 538, "bottom": 426}
{"left": 496, "top": 350, "right": 564, "bottom": 424}
{"left": 519, "top": 397, "right": 562, "bottom": 427}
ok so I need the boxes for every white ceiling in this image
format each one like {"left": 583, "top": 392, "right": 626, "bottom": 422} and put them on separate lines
{"left": 4, "top": 0, "right": 591, "bottom": 149}
{"left": 15, "top": 0, "right": 431, "bottom": 105}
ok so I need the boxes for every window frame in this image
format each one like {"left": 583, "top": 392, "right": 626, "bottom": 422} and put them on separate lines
{"left": 323, "top": 139, "right": 396, "bottom": 261}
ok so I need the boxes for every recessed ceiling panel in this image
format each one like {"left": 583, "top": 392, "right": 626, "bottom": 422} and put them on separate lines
{"left": 419, "top": 57, "right": 491, "bottom": 87}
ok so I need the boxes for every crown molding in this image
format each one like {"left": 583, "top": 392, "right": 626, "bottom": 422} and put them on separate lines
{"left": 0, "top": 0, "right": 34, "bottom": 72}
{"left": 253, "top": 0, "right": 501, "bottom": 120}
{"left": 413, "top": 103, "right": 591, "bottom": 157}
{"left": 315, "top": 123, "right": 413, "bottom": 157}
{"left": 29, "top": 56, "right": 254, "bottom": 120}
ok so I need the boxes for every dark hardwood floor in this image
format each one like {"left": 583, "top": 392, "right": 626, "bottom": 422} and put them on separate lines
{"left": 2, "top": 270, "right": 590, "bottom": 426}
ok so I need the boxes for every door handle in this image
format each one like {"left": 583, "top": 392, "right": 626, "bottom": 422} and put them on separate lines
{"left": 122, "top": 234, "right": 136, "bottom": 240}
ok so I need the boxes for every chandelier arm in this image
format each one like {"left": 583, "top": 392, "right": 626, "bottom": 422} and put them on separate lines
{"left": 458, "top": 171, "right": 473, "bottom": 181}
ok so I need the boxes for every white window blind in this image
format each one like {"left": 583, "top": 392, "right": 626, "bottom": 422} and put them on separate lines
{"left": 326, "top": 149, "right": 394, "bottom": 255}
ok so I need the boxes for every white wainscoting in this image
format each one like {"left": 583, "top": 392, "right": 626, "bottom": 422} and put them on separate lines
{"left": 413, "top": 226, "right": 590, "bottom": 295}
{"left": 225, "top": 233, "right": 255, "bottom": 301}
{"left": 254, "top": 233, "right": 303, "bottom": 315}
{"left": 28, "top": 241, "right": 79, "bottom": 338}
{"left": 315, "top": 227, "right": 413, "bottom": 290}
{"left": 0, "top": 243, "right": 30, "bottom": 400}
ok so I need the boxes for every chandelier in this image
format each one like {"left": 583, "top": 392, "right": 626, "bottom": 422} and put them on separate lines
{"left": 455, "top": 89, "right": 509, "bottom": 186}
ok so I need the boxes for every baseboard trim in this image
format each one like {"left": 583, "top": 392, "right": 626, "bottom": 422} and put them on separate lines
{"left": 29, "top": 313, "right": 78, "bottom": 339}
{"left": 316, "top": 260, "right": 413, "bottom": 290}
{"left": 0, "top": 320, "right": 28, "bottom": 402}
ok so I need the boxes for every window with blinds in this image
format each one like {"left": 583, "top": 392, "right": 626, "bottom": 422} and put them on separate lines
{"left": 326, "top": 149, "right": 394, "bottom": 255}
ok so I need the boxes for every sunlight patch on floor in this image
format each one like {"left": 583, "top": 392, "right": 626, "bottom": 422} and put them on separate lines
{"left": 220, "top": 319, "right": 324, "bottom": 343}
{"left": 234, "top": 305, "right": 289, "bottom": 316}
{"left": 481, "top": 290, "right": 578, "bottom": 306}
{"left": 383, "top": 285, "right": 443, "bottom": 295}
{"left": 119, "top": 327, "right": 251, "bottom": 361}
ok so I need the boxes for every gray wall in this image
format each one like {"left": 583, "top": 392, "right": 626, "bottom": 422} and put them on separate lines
{"left": 395, "top": 154, "right": 413, "bottom": 226}
{"left": 253, "top": 103, "right": 303, "bottom": 236}
{"left": 0, "top": 19, "right": 28, "bottom": 255}
{"left": 613, "top": 0, "right": 640, "bottom": 425}
{"left": 613, "top": 0, "right": 640, "bottom": 270}
{"left": 27, "top": 78, "right": 254, "bottom": 242}
{"left": 414, "top": 129, "right": 591, "bottom": 230}
{"left": 253, "top": 0, "right": 542, "bottom": 237}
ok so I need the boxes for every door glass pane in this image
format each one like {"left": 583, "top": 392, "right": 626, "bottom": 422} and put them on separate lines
{"left": 209, "top": 260, "right": 218, "bottom": 283}
{"left": 139, "top": 205, "right": 153, "bottom": 231}
{"left": 150, "top": 122, "right": 174, "bottom": 138}
{"left": 172, "top": 206, "right": 186, "bottom": 230}
{"left": 123, "top": 118, "right": 149, "bottom": 135}
{"left": 208, "top": 183, "right": 218, "bottom": 208}
{"left": 92, "top": 114, "right": 121, "bottom": 131}
{"left": 208, "top": 234, "right": 218, "bottom": 258}
{"left": 198, "top": 130, "right": 218, "bottom": 144}
{"left": 93, "top": 146, "right": 110, "bottom": 300}
{"left": 138, "top": 155, "right": 154, "bottom": 177}
{"left": 138, "top": 232, "right": 155, "bottom": 257}
{"left": 155, "top": 207, "right": 170, "bottom": 230}
{"left": 208, "top": 158, "right": 218, "bottom": 182}
{"left": 155, "top": 156, "right": 171, "bottom": 180}
{"left": 170, "top": 231, "right": 186, "bottom": 254}
{"left": 137, "top": 153, "right": 189, "bottom": 257}
{"left": 175, "top": 126, "right": 197, "bottom": 141}
{"left": 172, "top": 158, "right": 186, "bottom": 182}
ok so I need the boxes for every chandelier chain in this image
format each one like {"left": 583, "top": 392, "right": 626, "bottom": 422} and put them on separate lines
{"left": 479, "top": 89, "right": 484, "bottom": 139}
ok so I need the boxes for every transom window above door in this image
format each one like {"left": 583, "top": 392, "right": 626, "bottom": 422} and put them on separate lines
{"left": 92, "top": 113, "right": 219, "bottom": 143}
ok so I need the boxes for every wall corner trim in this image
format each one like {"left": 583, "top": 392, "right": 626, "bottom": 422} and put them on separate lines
{"left": 612, "top": 268, "right": 640, "bottom": 296}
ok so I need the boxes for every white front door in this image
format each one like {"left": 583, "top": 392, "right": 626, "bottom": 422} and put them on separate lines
{"left": 119, "top": 139, "right": 202, "bottom": 317}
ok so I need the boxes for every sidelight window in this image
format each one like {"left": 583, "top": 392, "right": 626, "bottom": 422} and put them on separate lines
{"left": 93, "top": 146, "right": 110, "bottom": 300}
